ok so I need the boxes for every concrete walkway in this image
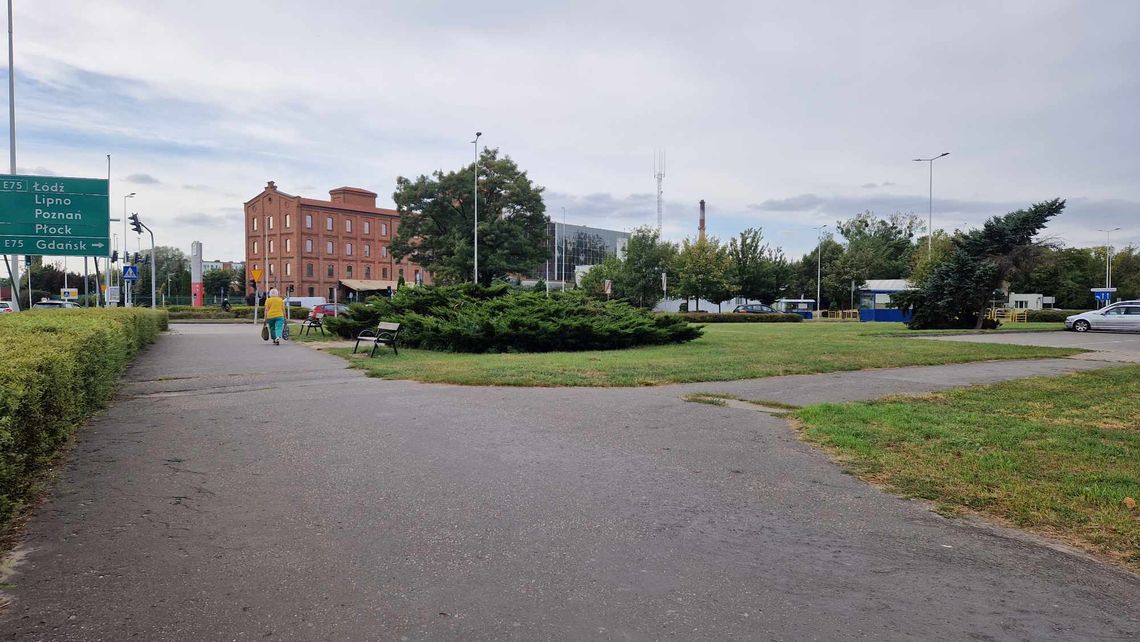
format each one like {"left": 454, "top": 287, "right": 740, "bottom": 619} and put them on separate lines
{"left": 1, "top": 325, "right": 1136, "bottom": 641}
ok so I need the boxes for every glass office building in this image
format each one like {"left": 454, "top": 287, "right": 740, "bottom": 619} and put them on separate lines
{"left": 532, "top": 222, "right": 629, "bottom": 283}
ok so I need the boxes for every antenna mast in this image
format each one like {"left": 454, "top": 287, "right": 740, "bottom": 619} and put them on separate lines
{"left": 654, "top": 150, "right": 665, "bottom": 232}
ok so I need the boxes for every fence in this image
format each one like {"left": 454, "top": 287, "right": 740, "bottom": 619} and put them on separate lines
{"left": 987, "top": 308, "right": 1028, "bottom": 323}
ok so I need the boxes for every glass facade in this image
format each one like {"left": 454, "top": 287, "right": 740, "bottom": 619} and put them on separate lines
{"left": 532, "top": 222, "right": 629, "bottom": 282}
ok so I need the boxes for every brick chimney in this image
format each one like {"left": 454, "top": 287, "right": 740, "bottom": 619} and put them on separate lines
{"left": 329, "top": 187, "right": 378, "bottom": 208}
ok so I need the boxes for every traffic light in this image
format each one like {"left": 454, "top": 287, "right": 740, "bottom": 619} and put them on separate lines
{"left": 24, "top": 255, "right": 32, "bottom": 266}
{"left": 128, "top": 213, "right": 142, "bottom": 234}
{"left": 287, "top": 285, "right": 295, "bottom": 295}
{"left": 110, "top": 250, "right": 118, "bottom": 263}
{"left": 249, "top": 279, "right": 257, "bottom": 290}
{"left": 133, "top": 252, "right": 141, "bottom": 264}
{"left": 384, "top": 286, "right": 393, "bottom": 298}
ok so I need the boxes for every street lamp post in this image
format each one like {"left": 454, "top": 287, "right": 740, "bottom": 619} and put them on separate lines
{"left": 815, "top": 224, "right": 827, "bottom": 312}
{"left": 472, "top": 132, "right": 481, "bottom": 284}
{"left": 1096, "top": 227, "right": 1121, "bottom": 289}
{"left": 912, "top": 152, "right": 949, "bottom": 253}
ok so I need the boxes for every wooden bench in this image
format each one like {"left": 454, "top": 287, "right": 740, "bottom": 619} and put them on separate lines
{"left": 300, "top": 313, "right": 326, "bottom": 337}
{"left": 353, "top": 322, "right": 401, "bottom": 357}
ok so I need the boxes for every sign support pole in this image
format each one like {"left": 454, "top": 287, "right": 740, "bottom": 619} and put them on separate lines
{"left": 5, "top": 0, "right": 19, "bottom": 311}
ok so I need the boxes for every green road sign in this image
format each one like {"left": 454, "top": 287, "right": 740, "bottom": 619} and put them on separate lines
{"left": 0, "top": 175, "right": 111, "bottom": 257}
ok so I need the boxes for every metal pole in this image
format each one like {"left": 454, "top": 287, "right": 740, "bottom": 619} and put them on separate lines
{"left": 472, "top": 132, "right": 481, "bottom": 284}
{"left": 148, "top": 227, "right": 156, "bottom": 307}
{"left": 6, "top": 0, "right": 19, "bottom": 310}
{"left": 816, "top": 225, "right": 827, "bottom": 312}
{"left": 562, "top": 207, "right": 567, "bottom": 291}
{"left": 927, "top": 160, "right": 933, "bottom": 254}
{"left": 105, "top": 155, "right": 110, "bottom": 306}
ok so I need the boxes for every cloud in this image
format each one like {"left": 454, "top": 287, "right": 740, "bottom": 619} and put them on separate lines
{"left": 16, "top": 166, "right": 57, "bottom": 176}
{"left": 860, "top": 181, "right": 896, "bottom": 189}
{"left": 171, "top": 211, "right": 241, "bottom": 228}
{"left": 125, "top": 173, "right": 161, "bottom": 184}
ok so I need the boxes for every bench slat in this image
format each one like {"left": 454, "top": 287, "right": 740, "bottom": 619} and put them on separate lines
{"left": 376, "top": 322, "right": 400, "bottom": 331}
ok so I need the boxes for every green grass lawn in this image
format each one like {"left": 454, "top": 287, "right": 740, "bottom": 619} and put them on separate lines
{"left": 796, "top": 366, "right": 1140, "bottom": 568}
{"left": 318, "top": 322, "right": 1081, "bottom": 387}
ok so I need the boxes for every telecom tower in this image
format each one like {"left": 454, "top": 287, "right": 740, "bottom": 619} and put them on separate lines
{"left": 654, "top": 150, "right": 666, "bottom": 232}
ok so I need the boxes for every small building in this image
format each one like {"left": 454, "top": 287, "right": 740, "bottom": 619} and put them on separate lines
{"left": 531, "top": 222, "right": 629, "bottom": 287}
{"left": 858, "top": 279, "right": 913, "bottom": 322}
{"left": 1007, "top": 292, "right": 1044, "bottom": 310}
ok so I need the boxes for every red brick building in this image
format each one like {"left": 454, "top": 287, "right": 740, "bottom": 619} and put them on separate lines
{"left": 243, "top": 181, "right": 429, "bottom": 301}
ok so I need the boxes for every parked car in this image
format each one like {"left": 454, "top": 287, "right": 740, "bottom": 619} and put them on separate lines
{"left": 0, "top": 301, "right": 12, "bottom": 313}
{"left": 732, "top": 303, "right": 777, "bottom": 314}
{"left": 309, "top": 303, "right": 349, "bottom": 318}
{"left": 1065, "top": 301, "right": 1140, "bottom": 332}
{"left": 32, "top": 300, "right": 80, "bottom": 309}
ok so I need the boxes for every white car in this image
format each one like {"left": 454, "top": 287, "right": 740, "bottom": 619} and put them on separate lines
{"left": 0, "top": 301, "right": 12, "bottom": 313}
{"left": 1065, "top": 301, "right": 1140, "bottom": 333}
{"left": 31, "top": 300, "right": 80, "bottom": 309}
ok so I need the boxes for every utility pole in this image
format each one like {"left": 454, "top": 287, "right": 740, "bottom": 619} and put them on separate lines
{"left": 472, "top": 132, "right": 481, "bottom": 284}
{"left": 5, "top": 0, "right": 20, "bottom": 310}
{"left": 654, "top": 150, "right": 665, "bottom": 232}
{"left": 815, "top": 224, "right": 828, "bottom": 312}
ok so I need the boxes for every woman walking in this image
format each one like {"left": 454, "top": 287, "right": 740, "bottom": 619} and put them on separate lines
{"left": 264, "top": 288, "right": 286, "bottom": 345}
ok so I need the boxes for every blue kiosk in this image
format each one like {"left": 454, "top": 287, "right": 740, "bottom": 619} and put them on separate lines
{"left": 859, "top": 279, "right": 913, "bottom": 322}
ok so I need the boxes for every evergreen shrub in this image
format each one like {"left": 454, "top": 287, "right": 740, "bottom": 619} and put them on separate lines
{"left": 1025, "top": 308, "right": 1086, "bottom": 322}
{"left": 0, "top": 308, "right": 167, "bottom": 521}
{"left": 325, "top": 284, "right": 702, "bottom": 353}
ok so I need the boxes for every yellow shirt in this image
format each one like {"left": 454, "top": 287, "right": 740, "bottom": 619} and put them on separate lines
{"left": 264, "top": 296, "right": 285, "bottom": 319}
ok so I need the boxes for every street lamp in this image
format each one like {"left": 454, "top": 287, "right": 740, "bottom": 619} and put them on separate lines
{"left": 912, "top": 152, "right": 949, "bottom": 253}
{"left": 471, "top": 131, "right": 482, "bottom": 284}
{"left": 1096, "top": 227, "right": 1121, "bottom": 289}
{"left": 815, "top": 224, "right": 827, "bottom": 312}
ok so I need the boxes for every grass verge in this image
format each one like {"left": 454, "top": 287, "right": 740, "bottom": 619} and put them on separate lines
{"left": 795, "top": 365, "right": 1140, "bottom": 568}
{"left": 321, "top": 322, "right": 1082, "bottom": 387}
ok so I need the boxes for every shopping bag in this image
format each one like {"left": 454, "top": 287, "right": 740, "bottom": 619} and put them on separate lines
{"left": 261, "top": 323, "right": 270, "bottom": 341}
{"left": 282, "top": 321, "right": 290, "bottom": 341}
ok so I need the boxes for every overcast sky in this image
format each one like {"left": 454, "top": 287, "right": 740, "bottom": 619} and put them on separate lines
{"left": 7, "top": 0, "right": 1139, "bottom": 262}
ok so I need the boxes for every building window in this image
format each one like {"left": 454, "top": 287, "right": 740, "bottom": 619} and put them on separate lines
{"left": 382, "top": 267, "right": 389, "bottom": 279}
{"left": 364, "top": 266, "right": 371, "bottom": 279}
{"left": 364, "top": 221, "right": 370, "bottom": 234}
{"left": 327, "top": 265, "right": 334, "bottom": 278}
{"left": 268, "top": 216, "right": 274, "bottom": 230}
{"left": 414, "top": 269, "right": 421, "bottom": 285}
{"left": 380, "top": 246, "right": 388, "bottom": 258}
{"left": 253, "top": 240, "right": 259, "bottom": 255}
{"left": 328, "top": 287, "right": 334, "bottom": 301}
{"left": 399, "top": 268, "right": 404, "bottom": 279}
{"left": 345, "top": 242, "right": 353, "bottom": 256}
{"left": 364, "top": 244, "right": 370, "bottom": 257}
{"left": 285, "top": 214, "right": 291, "bottom": 229}
{"left": 326, "top": 241, "right": 334, "bottom": 255}
{"left": 252, "top": 217, "right": 258, "bottom": 232}
{"left": 305, "top": 214, "right": 312, "bottom": 229}
{"left": 285, "top": 262, "right": 292, "bottom": 276}
{"left": 306, "top": 263, "right": 313, "bottom": 277}
{"left": 326, "top": 216, "right": 334, "bottom": 231}
{"left": 381, "top": 222, "right": 388, "bottom": 236}
{"left": 305, "top": 238, "right": 313, "bottom": 253}
{"left": 308, "top": 286, "right": 315, "bottom": 297}
{"left": 346, "top": 265, "right": 353, "bottom": 278}
{"left": 345, "top": 219, "right": 352, "bottom": 233}
{"left": 268, "top": 263, "right": 275, "bottom": 276}
{"left": 268, "top": 239, "right": 275, "bottom": 254}
{"left": 285, "top": 238, "right": 291, "bottom": 253}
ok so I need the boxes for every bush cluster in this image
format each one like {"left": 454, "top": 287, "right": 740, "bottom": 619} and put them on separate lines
{"left": 324, "top": 284, "right": 703, "bottom": 353}
{"left": 670, "top": 312, "right": 804, "bottom": 323}
{"left": 0, "top": 308, "right": 167, "bottom": 521}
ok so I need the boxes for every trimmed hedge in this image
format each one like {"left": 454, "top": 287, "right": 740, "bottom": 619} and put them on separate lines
{"left": 325, "top": 284, "right": 703, "bottom": 353}
{"left": 166, "top": 305, "right": 309, "bottom": 320}
{"left": 1025, "top": 308, "right": 1087, "bottom": 322}
{"left": 669, "top": 312, "right": 804, "bottom": 323}
{"left": 0, "top": 308, "right": 167, "bottom": 521}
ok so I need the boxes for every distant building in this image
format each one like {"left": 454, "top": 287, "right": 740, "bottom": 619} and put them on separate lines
{"left": 243, "top": 181, "right": 430, "bottom": 301}
{"left": 533, "top": 222, "right": 629, "bottom": 283}
{"left": 202, "top": 260, "right": 243, "bottom": 273}
{"left": 1007, "top": 292, "right": 1045, "bottom": 310}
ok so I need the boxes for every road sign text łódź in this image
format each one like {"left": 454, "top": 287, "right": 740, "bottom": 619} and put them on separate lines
{"left": 0, "top": 175, "right": 111, "bottom": 256}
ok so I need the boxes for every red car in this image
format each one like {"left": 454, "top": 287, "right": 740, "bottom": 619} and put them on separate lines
{"left": 309, "top": 303, "right": 348, "bottom": 318}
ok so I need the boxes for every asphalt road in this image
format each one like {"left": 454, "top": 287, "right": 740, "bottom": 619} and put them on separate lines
{"left": 1, "top": 325, "right": 1136, "bottom": 641}
{"left": 924, "top": 329, "right": 1140, "bottom": 363}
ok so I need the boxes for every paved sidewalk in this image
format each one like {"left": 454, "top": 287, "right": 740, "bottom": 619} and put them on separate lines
{"left": 1, "top": 325, "right": 1136, "bottom": 641}
{"left": 923, "top": 330, "right": 1140, "bottom": 363}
